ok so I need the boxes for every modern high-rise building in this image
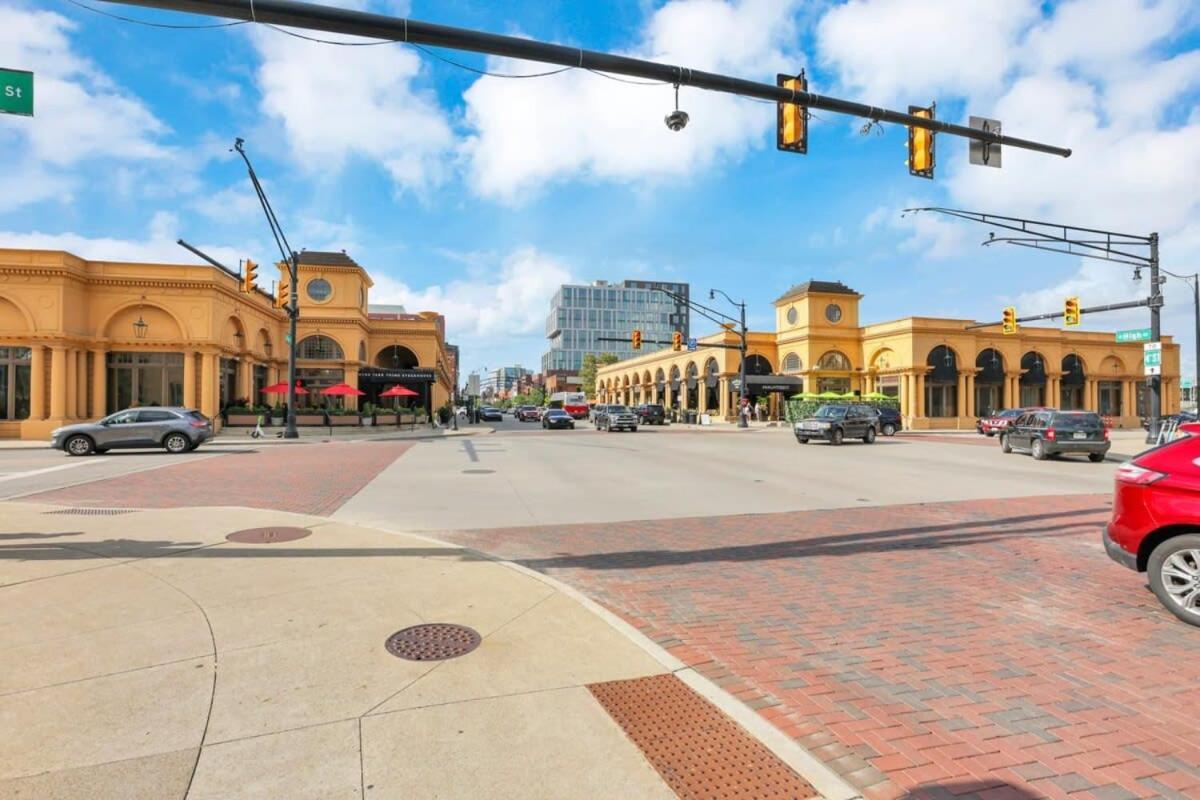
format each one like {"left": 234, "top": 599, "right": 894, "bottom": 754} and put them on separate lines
{"left": 542, "top": 280, "right": 690, "bottom": 374}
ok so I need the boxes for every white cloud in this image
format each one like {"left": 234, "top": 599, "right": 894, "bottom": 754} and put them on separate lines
{"left": 250, "top": 26, "right": 453, "bottom": 192}
{"left": 460, "top": 0, "right": 805, "bottom": 202}
{"left": 370, "top": 247, "right": 572, "bottom": 343}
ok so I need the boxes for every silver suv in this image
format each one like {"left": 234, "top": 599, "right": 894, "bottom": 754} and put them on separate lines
{"left": 50, "top": 407, "right": 213, "bottom": 456}
{"left": 596, "top": 405, "right": 638, "bottom": 432}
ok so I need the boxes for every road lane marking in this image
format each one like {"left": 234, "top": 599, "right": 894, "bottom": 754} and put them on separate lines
{"left": 0, "top": 461, "right": 102, "bottom": 483}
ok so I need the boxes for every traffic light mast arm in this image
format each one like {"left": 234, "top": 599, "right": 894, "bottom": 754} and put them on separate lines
{"left": 964, "top": 298, "right": 1151, "bottom": 330}
{"left": 651, "top": 287, "right": 737, "bottom": 329}
{"left": 102, "top": 0, "right": 1071, "bottom": 158}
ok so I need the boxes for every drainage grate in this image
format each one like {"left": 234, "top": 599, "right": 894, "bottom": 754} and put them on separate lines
{"left": 225, "top": 526, "right": 312, "bottom": 544}
{"left": 42, "top": 508, "right": 136, "bottom": 516}
{"left": 385, "top": 623, "right": 481, "bottom": 661}
{"left": 588, "top": 674, "right": 817, "bottom": 799}
{"left": 461, "top": 469, "right": 495, "bottom": 474}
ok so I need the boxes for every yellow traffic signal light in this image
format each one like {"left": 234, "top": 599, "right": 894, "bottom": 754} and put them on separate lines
{"left": 907, "top": 104, "right": 935, "bottom": 179}
{"left": 632, "top": 329, "right": 643, "bottom": 350}
{"left": 276, "top": 278, "right": 289, "bottom": 309}
{"left": 1002, "top": 306, "right": 1017, "bottom": 335}
{"left": 242, "top": 259, "right": 259, "bottom": 293}
{"left": 672, "top": 331, "right": 682, "bottom": 351}
{"left": 1064, "top": 297, "right": 1081, "bottom": 327}
{"left": 776, "top": 71, "right": 808, "bottom": 154}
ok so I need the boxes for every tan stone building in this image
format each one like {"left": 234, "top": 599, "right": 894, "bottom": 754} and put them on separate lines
{"left": 0, "top": 248, "right": 454, "bottom": 440}
{"left": 595, "top": 280, "right": 1181, "bottom": 429}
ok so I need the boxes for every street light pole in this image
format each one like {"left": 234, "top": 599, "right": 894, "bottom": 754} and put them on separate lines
{"left": 711, "top": 289, "right": 748, "bottom": 428}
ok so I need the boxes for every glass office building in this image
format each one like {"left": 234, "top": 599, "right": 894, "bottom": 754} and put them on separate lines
{"left": 542, "top": 280, "right": 690, "bottom": 373}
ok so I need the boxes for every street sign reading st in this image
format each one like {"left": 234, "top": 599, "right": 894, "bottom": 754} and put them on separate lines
{"left": 1116, "top": 328, "right": 1152, "bottom": 343}
{"left": 1144, "top": 341, "right": 1162, "bottom": 376}
{"left": 0, "top": 68, "right": 33, "bottom": 117}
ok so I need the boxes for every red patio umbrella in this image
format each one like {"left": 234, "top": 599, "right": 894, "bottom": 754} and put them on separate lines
{"left": 379, "top": 385, "right": 418, "bottom": 398}
{"left": 320, "top": 382, "right": 366, "bottom": 397}
{"left": 262, "top": 381, "right": 307, "bottom": 395}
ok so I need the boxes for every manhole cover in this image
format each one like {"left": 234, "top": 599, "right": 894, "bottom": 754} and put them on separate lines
{"left": 462, "top": 469, "right": 494, "bottom": 474}
{"left": 385, "top": 623, "right": 481, "bottom": 661}
{"left": 225, "top": 526, "right": 312, "bottom": 544}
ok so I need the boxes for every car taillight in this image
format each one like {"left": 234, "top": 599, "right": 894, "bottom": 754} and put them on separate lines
{"left": 1103, "top": 427, "right": 1110, "bottom": 441}
{"left": 1045, "top": 428, "right": 1056, "bottom": 441}
{"left": 190, "top": 419, "right": 208, "bottom": 428}
{"left": 1115, "top": 463, "right": 1166, "bottom": 485}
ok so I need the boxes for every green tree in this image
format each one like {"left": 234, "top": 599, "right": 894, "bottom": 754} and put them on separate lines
{"left": 579, "top": 352, "right": 618, "bottom": 399}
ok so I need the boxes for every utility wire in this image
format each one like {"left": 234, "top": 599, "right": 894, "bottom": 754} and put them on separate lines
{"left": 63, "top": 0, "right": 248, "bottom": 28}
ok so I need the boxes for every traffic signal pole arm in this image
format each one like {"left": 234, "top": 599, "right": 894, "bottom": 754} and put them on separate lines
{"left": 964, "top": 298, "right": 1151, "bottom": 330}
{"left": 102, "top": 0, "right": 1071, "bottom": 158}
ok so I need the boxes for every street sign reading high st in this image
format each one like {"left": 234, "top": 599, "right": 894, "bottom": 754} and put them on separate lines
{"left": 0, "top": 68, "right": 33, "bottom": 117}
{"left": 1116, "top": 328, "right": 1152, "bottom": 343}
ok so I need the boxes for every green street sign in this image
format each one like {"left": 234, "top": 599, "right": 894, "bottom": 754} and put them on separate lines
{"left": 1183, "top": 378, "right": 1195, "bottom": 389}
{"left": 1116, "top": 328, "right": 1151, "bottom": 343}
{"left": 0, "top": 68, "right": 33, "bottom": 117}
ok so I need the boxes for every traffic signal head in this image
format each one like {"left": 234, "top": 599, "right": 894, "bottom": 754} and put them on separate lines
{"left": 907, "top": 104, "right": 935, "bottom": 179}
{"left": 242, "top": 259, "right": 259, "bottom": 293}
{"left": 276, "top": 278, "right": 289, "bottom": 309}
{"left": 672, "top": 331, "right": 683, "bottom": 351}
{"left": 632, "top": 329, "right": 643, "bottom": 350}
{"left": 1002, "top": 306, "right": 1017, "bottom": 335}
{"left": 1064, "top": 297, "right": 1081, "bottom": 327}
{"left": 776, "top": 72, "right": 808, "bottom": 154}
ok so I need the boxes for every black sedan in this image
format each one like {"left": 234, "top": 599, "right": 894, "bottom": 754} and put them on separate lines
{"left": 542, "top": 409, "right": 575, "bottom": 430}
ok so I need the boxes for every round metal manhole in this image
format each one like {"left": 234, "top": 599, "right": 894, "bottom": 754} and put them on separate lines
{"left": 385, "top": 623, "right": 481, "bottom": 661}
{"left": 225, "top": 526, "right": 312, "bottom": 544}
{"left": 461, "top": 469, "right": 495, "bottom": 474}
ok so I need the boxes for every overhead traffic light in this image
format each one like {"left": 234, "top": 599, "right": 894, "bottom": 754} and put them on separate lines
{"left": 1002, "top": 306, "right": 1018, "bottom": 335}
{"left": 907, "top": 104, "right": 935, "bottom": 179}
{"left": 276, "top": 277, "right": 289, "bottom": 309}
{"left": 1064, "top": 297, "right": 1081, "bottom": 327}
{"left": 776, "top": 71, "right": 808, "bottom": 154}
{"left": 672, "top": 331, "right": 683, "bottom": 351}
{"left": 241, "top": 259, "right": 258, "bottom": 293}
{"left": 632, "top": 329, "right": 643, "bottom": 350}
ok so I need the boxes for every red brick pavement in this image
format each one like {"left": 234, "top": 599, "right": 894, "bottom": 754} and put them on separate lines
{"left": 25, "top": 442, "right": 413, "bottom": 516}
{"left": 442, "top": 496, "right": 1200, "bottom": 800}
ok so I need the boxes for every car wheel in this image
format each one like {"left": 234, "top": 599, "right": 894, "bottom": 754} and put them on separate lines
{"left": 986, "top": 431, "right": 995, "bottom": 437}
{"left": 863, "top": 427, "right": 876, "bottom": 444}
{"left": 1088, "top": 452, "right": 1106, "bottom": 463}
{"left": 1032, "top": 439, "right": 1047, "bottom": 460}
{"left": 64, "top": 435, "right": 94, "bottom": 456}
{"left": 1000, "top": 434, "right": 1012, "bottom": 454}
{"left": 164, "top": 433, "right": 191, "bottom": 454}
{"left": 630, "top": 427, "right": 638, "bottom": 433}
{"left": 830, "top": 428, "right": 843, "bottom": 446}
{"left": 1148, "top": 535, "right": 1200, "bottom": 627}
{"left": 882, "top": 423, "right": 896, "bottom": 437}
{"left": 795, "top": 436, "right": 808, "bottom": 445}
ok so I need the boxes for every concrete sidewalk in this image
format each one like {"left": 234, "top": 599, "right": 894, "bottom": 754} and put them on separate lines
{"left": 0, "top": 502, "right": 844, "bottom": 800}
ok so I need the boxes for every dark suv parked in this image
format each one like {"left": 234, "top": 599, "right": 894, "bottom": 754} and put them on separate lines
{"left": 793, "top": 404, "right": 879, "bottom": 445}
{"left": 1001, "top": 410, "right": 1110, "bottom": 461}
{"left": 875, "top": 406, "right": 901, "bottom": 436}
{"left": 635, "top": 404, "right": 666, "bottom": 425}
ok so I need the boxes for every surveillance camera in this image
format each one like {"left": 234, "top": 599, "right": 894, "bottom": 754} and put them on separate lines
{"left": 664, "top": 109, "right": 690, "bottom": 132}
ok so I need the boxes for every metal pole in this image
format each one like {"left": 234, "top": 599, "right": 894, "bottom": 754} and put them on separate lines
{"left": 285, "top": 252, "right": 299, "bottom": 438}
{"left": 738, "top": 302, "right": 747, "bottom": 429}
{"left": 104, "top": 0, "right": 1071, "bottom": 158}
{"left": 1147, "top": 233, "right": 1161, "bottom": 443}
{"left": 1193, "top": 275, "right": 1199, "bottom": 412}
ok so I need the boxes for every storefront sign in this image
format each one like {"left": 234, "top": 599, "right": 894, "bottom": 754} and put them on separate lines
{"left": 359, "top": 368, "right": 434, "bottom": 383}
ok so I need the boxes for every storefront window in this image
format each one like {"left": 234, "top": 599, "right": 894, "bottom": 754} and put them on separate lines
{"left": 296, "top": 368, "right": 344, "bottom": 399}
{"left": 1098, "top": 381, "right": 1122, "bottom": 416}
{"left": 220, "top": 358, "right": 238, "bottom": 407}
{"left": 298, "top": 335, "right": 344, "bottom": 360}
{"left": 107, "top": 352, "right": 183, "bottom": 411}
{"left": 0, "top": 347, "right": 32, "bottom": 420}
{"left": 253, "top": 364, "right": 269, "bottom": 401}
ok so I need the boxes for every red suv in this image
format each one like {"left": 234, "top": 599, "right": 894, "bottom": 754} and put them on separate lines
{"left": 1104, "top": 422, "right": 1200, "bottom": 626}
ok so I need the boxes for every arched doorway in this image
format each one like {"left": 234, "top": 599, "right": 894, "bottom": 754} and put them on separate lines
{"left": 704, "top": 357, "right": 721, "bottom": 411}
{"left": 815, "top": 350, "right": 852, "bottom": 394}
{"left": 1020, "top": 352, "right": 1047, "bottom": 407}
{"left": 376, "top": 345, "right": 419, "bottom": 369}
{"left": 926, "top": 346, "right": 958, "bottom": 418}
{"left": 296, "top": 335, "right": 346, "bottom": 400}
{"left": 685, "top": 363, "right": 699, "bottom": 410}
{"left": 975, "top": 349, "right": 1005, "bottom": 415}
{"left": 1061, "top": 354, "right": 1086, "bottom": 409}
{"left": 1098, "top": 356, "right": 1125, "bottom": 417}
{"left": 669, "top": 365, "right": 681, "bottom": 408}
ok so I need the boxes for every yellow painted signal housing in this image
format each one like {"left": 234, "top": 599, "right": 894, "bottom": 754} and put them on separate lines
{"left": 242, "top": 259, "right": 259, "bottom": 293}
{"left": 1002, "top": 306, "right": 1018, "bottom": 335}
{"left": 1064, "top": 297, "right": 1081, "bottom": 327}
{"left": 632, "top": 329, "right": 643, "bottom": 350}
{"left": 672, "top": 331, "right": 683, "bottom": 351}
{"left": 776, "top": 72, "right": 808, "bottom": 154}
{"left": 276, "top": 278, "right": 290, "bottom": 309}
{"left": 907, "top": 104, "right": 935, "bottom": 179}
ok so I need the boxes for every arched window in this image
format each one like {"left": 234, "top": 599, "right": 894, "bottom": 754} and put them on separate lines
{"left": 1020, "top": 352, "right": 1047, "bottom": 407}
{"left": 817, "top": 351, "right": 851, "bottom": 371}
{"left": 782, "top": 352, "right": 802, "bottom": 374}
{"left": 925, "top": 346, "right": 958, "bottom": 417}
{"left": 1061, "top": 354, "right": 1087, "bottom": 409}
{"left": 297, "top": 335, "right": 344, "bottom": 360}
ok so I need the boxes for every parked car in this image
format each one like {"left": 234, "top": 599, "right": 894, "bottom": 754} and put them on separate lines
{"left": 541, "top": 408, "right": 576, "bottom": 430}
{"left": 1000, "top": 409, "right": 1110, "bottom": 461}
{"left": 595, "top": 404, "right": 638, "bottom": 432}
{"left": 1142, "top": 410, "right": 1199, "bottom": 431}
{"left": 590, "top": 404, "right": 609, "bottom": 422}
{"left": 1103, "top": 421, "right": 1200, "bottom": 626}
{"left": 794, "top": 404, "right": 879, "bottom": 445}
{"left": 51, "top": 407, "right": 212, "bottom": 456}
{"left": 635, "top": 404, "right": 666, "bottom": 425}
{"left": 875, "top": 406, "right": 902, "bottom": 437}
{"left": 479, "top": 406, "right": 503, "bottom": 422}
{"left": 977, "top": 408, "right": 1025, "bottom": 437}
{"left": 515, "top": 405, "right": 541, "bottom": 422}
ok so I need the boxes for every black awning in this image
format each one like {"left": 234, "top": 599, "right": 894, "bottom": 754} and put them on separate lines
{"left": 743, "top": 374, "right": 805, "bottom": 393}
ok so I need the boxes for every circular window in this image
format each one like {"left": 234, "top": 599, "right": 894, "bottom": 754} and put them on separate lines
{"left": 307, "top": 278, "right": 332, "bottom": 303}
{"left": 825, "top": 303, "right": 843, "bottom": 323}
{"left": 786, "top": 306, "right": 798, "bottom": 325}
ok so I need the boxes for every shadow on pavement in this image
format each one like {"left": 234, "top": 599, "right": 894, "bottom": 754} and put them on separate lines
{"left": 899, "top": 781, "right": 1044, "bottom": 800}
{"left": 0, "top": 538, "right": 487, "bottom": 562}
{"left": 512, "top": 507, "right": 1109, "bottom": 571}
{"left": 0, "top": 531, "right": 82, "bottom": 540}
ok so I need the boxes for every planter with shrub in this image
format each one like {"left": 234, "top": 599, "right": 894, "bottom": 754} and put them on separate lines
{"left": 328, "top": 409, "right": 361, "bottom": 426}
{"left": 224, "top": 405, "right": 270, "bottom": 426}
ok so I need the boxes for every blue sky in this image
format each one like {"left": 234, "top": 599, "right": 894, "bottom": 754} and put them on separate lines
{"left": 2, "top": 0, "right": 1198, "bottom": 382}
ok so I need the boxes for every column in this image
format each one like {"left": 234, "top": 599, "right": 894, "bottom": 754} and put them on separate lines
{"left": 91, "top": 349, "right": 106, "bottom": 419}
{"left": 1003, "top": 374, "right": 1014, "bottom": 408}
{"left": 184, "top": 353, "right": 197, "bottom": 411}
{"left": 200, "top": 352, "right": 218, "bottom": 418}
{"left": 698, "top": 381, "right": 708, "bottom": 415}
{"left": 29, "top": 346, "right": 45, "bottom": 420}
{"left": 956, "top": 373, "right": 967, "bottom": 420}
{"left": 77, "top": 351, "right": 89, "bottom": 418}
{"left": 719, "top": 378, "right": 730, "bottom": 419}
{"left": 50, "top": 347, "right": 67, "bottom": 419}
{"left": 664, "top": 385, "right": 673, "bottom": 410}
{"left": 237, "top": 358, "right": 252, "bottom": 402}
{"left": 65, "top": 349, "right": 78, "bottom": 419}
{"left": 916, "top": 373, "right": 926, "bottom": 418}
{"left": 1121, "top": 380, "right": 1131, "bottom": 422}
{"left": 899, "top": 374, "right": 910, "bottom": 418}
{"left": 268, "top": 363, "right": 280, "bottom": 388}
{"left": 345, "top": 366, "right": 360, "bottom": 411}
